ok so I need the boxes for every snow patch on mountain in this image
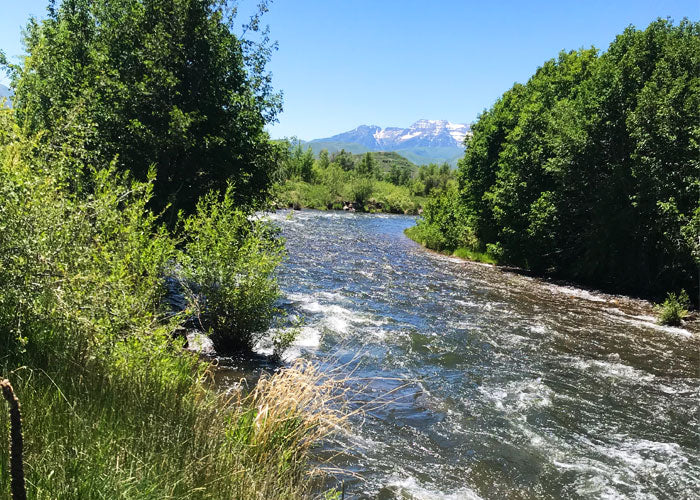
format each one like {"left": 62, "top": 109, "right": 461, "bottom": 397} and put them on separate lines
{"left": 312, "top": 119, "right": 471, "bottom": 151}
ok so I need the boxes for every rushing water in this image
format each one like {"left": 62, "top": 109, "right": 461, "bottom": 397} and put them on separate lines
{"left": 255, "top": 210, "right": 699, "bottom": 499}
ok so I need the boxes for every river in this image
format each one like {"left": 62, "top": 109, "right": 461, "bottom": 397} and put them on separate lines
{"left": 251, "top": 210, "right": 700, "bottom": 499}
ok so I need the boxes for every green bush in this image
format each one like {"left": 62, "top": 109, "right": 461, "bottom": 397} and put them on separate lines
{"left": 178, "top": 186, "right": 286, "bottom": 352}
{"left": 405, "top": 224, "right": 448, "bottom": 251}
{"left": 656, "top": 290, "right": 690, "bottom": 326}
{"left": 0, "top": 137, "right": 176, "bottom": 364}
{"left": 303, "top": 183, "right": 334, "bottom": 209}
{"left": 347, "top": 178, "right": 374, "bottom": 208}
{"left": 0, "top": 115, "right": 325, "bottom": 498}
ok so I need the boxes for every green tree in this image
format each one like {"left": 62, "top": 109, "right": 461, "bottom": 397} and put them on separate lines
{"left": 317, "top": 149, "right": 330, "bottom": 170}
{"left": 9, "top": 0, "right": 281, "bottom": 220}
{"left": 331, "top": 149, "right": 355, "bottom": 171}
{"left": 416, "top": 18, "right": 700, "bottom": 303}
{"left": 283, "top": 141, "right": 314, "bottom": 182}
{"left": 357, "top": 152, "right": 376, "bottom": 177}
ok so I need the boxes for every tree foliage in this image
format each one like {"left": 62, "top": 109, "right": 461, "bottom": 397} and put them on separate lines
{"left": 9, "top": 0, "right": 282, "bottom": 219}
{"left": 273, "top": 144, "right": 455, "bottom": 214}
{"left": 416, "top": 19, "right": 700, "bottom": 302}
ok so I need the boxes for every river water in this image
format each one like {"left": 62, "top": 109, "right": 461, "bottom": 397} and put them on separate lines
{"left": 258, "top": 210, "right": 699, "bottom": 499}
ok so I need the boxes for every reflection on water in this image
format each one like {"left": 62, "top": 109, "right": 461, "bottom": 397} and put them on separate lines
{"left": 259, "top": 209, "right": 699, "bottom": 499}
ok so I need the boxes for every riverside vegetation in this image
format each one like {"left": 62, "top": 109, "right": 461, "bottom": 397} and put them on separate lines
{"left": 407, "top": 19, "right": 700, "bottom": 310}
{"left": 274, "top": 143, "right": 455, "bottom": 214}
{"left": 0, "top": 0, "right": 344, "bottom": 498}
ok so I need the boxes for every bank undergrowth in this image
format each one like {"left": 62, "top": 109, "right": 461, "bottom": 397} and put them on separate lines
{"left": 0, "top": 103, "right": 344, "bottom": 496}
{"left": 273, "top": 146, "right": 456, "bottom": 214}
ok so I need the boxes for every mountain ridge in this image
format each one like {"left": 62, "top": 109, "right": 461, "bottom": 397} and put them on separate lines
{"left": 307, "top": 119, "right": 470, "bottom": 166}
{"left": 312, "top": 119, "right": 470, "bottom": 150}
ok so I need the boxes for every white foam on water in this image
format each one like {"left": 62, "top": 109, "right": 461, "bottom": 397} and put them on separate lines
{"left": 560, "top": 436, "right": 695, "bottom": 499}
{"left": 386, "top": 476, "right": 484, "bottom": 500}
{"left": 255, "top": 325, "right": 322, "bottom": 360}
{"left": 317, "top": 291, "right": 347, "bottom": 302}
{"left": 287, "top": 292, "right": 388, "bottom": 334}
{"left": 277, "top": 326, "right": 322, "bottom": 361}
{"left": 479, "top": 378, "right": 553, "bottom": 415}
{"left": 608, "top": 311, "right": 693, "bottom": 337}
{"left": 325, "top": 315, "right": 349, "bottom": 334}
{"left": 529, "top": 323, "right": 547, "bottom": 334}
{"left": 263, "top": 210, "right": 304, "bottom": 226}
{"left": 358, "top": 269, "right": 375, "bottom": 279}
{"left": 453, "top": 299, "right": 479, "bottom": 307}
{"left": 543, "top": 283, "right": 609, "bottom": 303}
{"left": 569, "top": 357, "right": 655, "bottom": 383}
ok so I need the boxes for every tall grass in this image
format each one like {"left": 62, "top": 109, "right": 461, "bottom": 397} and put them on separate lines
{"left": 0, "top": 358, "right": 347, "bottom": 499}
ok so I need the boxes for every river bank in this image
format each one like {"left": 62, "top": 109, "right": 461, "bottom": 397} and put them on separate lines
{"left": 404, "top": 223, "right": 698, "bottom": 328}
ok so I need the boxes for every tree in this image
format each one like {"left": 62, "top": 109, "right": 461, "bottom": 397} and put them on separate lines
{"left": 317, "top": 149, "right": 330, "bottom": 170}
{"left": 387, "top": 164, "right": 411, "bottom": 185}
{"left": 9, "top": 0, "right": 281, "bottom": 220}
{"left": 286, "top": 142, "right": 314, "bottom": 182}
{"left": 416, "top": 18, "right": 700, "bottom": 303}
{"left": 357, "top": 152, "right": 376, "bottom": 177}
{"left": 331, "top": 149, "right": 355, "bottom": 171}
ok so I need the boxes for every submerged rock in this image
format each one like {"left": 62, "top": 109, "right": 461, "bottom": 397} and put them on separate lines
{"left": 185, "top": 331, "right": 217, "bottom": 357}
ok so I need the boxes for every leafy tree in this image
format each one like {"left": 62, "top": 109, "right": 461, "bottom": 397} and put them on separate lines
{"left": 9, "top": 0, "right": 281, "bottom": 220}
{"left": 357, "top": 152, "right": 377, "bottom": 177}
{"left": 331, "top": 149, "right": 355, "bottom": 171}
{"left": 387, "top": 163, "right": 411, "bottom": 186}
{"left": 317, "top": 149, "right": 330, "bottom": 169}
{"left": 416, "top": 19, "right": 700, "bottom": 303}
{"left": 281, "top": 141, "right": 314, "bottom": 182}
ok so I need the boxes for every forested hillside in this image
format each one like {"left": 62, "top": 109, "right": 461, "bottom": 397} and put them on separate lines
{"left": 409, "top": 19, "right": 699, "bottom": 303}
{"left": 274, "top": 144, "right": 455, "bottom": 213}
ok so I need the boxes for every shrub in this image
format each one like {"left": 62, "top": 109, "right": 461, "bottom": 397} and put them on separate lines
{"left": 0, "top": 140, "right": 176, "bottom": 363}
{"left": 346, "top": 178, "right": 374, "bottom": 209}
{"left": 656, "top": 290, "right": 690, "bottom": 326}
{"left": 303, "top": 183, "right": 333, "bottom": 209}
{"left": 405, "top": 224, "right": 448, "bottom": 251}
{"left": 178, "top": 186, "right": 286, "bottom": 352}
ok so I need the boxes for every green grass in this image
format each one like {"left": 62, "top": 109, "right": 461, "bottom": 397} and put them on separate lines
{"left": 452, "top": 247, "right": 499, "bottom": 265}
{"left": 404, "top": 225, "right": 499, "bottom": 265}
{"left": 1, "top": 352, "right": 342, "bottom": 499}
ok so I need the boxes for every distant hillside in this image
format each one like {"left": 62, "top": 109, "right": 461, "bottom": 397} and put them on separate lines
{"left": 391, "top": 147, "right": 464, "bottom": 167}
{"left": 305, "top": 141, "right": 370, "bottom": 156}
{"left": 350, "top": 151, "right": 419, "bottom": 175}
{"left": 307, "top": 119, "right": 470, "bottom": 166}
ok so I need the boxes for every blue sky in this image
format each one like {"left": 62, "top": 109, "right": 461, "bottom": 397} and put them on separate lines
{"left": 1, "top": 1, "right": 698, "bottom": 139}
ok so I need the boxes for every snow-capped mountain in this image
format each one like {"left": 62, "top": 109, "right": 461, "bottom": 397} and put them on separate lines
{"left": 311, "top": 120, "right": 470, "bottom": 151}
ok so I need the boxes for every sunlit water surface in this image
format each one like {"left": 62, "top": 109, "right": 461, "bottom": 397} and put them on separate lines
{"left": 230, "top": 210, "right": 700, "bottom": 499}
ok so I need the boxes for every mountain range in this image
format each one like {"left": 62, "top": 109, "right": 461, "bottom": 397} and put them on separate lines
{"left": 307, "top": 119, "right": 470, "bottom": 166}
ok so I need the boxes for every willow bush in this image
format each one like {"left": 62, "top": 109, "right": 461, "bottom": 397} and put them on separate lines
{"left": 178, "top": 186, "right": 286, "bottom": 353}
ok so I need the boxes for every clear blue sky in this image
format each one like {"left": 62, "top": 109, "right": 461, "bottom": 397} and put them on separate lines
{"left": 1, "top": 1, "right": 698, "bottom": 139}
